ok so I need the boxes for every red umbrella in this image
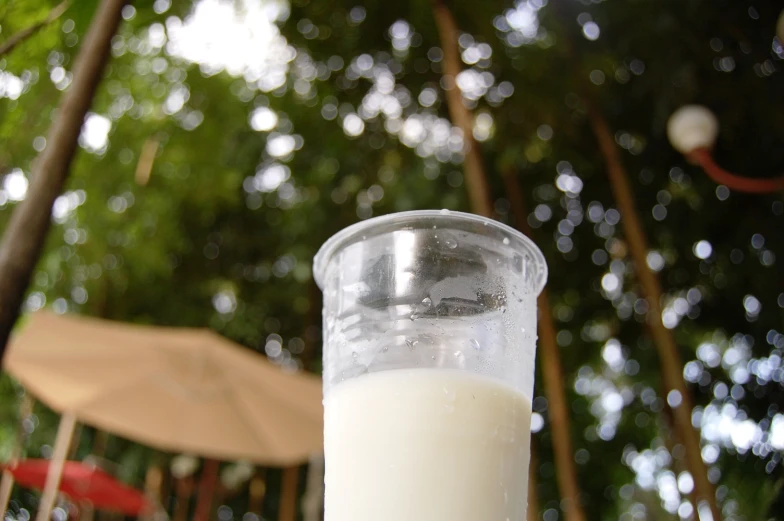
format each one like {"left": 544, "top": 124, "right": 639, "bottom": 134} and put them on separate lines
{"left": 3, "top": 460, "right": 150, "bottom": 516}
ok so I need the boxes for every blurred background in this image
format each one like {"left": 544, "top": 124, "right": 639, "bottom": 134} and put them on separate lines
{"left": 0, "top": 0, "right": 783, "bottom": 520}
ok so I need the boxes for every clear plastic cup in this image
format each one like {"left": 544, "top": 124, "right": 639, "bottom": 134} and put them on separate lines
{"left": 314, "top": 210, "right": 547, "bottom": 521}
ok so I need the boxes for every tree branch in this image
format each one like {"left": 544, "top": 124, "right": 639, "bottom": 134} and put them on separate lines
{"left": 0, "top": 1, "right": 71, "bottom": 58}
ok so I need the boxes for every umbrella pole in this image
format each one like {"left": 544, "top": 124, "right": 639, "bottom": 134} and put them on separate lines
{"left": 193, "top": 459, "right": 219, "bottom": 521}
{"left": 301, "top": 455, "right": 323, "bottom": 521}
{"left": 0, "top": 470, "right": 15, "bottom": 517}
{"left": 140, "top": 464, "right": 163, "bottom": 521}
{"left": 35, "top": 412, "right": 77, "bottom": 521}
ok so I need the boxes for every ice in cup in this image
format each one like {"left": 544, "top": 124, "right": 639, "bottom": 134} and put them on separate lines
{"left": 314, "top": 210, "right": 548, "bottom": 521}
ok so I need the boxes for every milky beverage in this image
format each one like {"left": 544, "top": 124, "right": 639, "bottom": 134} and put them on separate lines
{"left": 324, "top": 368, "right": 532, "bottom": 521}
{"left": 315, "top": 211, "right": 547, "bottom": 521}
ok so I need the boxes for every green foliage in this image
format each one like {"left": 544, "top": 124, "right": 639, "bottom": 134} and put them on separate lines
{"left": 1, "top": 0, "right": 783, "bottom": 520}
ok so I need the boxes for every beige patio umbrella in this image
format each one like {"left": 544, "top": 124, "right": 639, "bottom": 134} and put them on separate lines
{"left": 2, "top": 311, "right": 323, "bottom": 521}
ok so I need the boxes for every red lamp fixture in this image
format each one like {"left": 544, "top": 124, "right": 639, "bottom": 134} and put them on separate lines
{"left": 667, "top": 105, "right": 784, "bottom": 194}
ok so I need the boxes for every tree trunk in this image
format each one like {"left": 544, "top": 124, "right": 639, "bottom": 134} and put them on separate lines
{"left": 193, "top": 459, "right": 219, "bottom": 521}
{"left": 172, "top": 477, "right": 194, "bottom": 521}
{"left": 588, "top": 108, "right": 721, "bottom": 521}
{"left": 431, "top": 0, "right": 493, "bottom": 217}
{"left": 0, "top": 0, "right": 128, "bottom": 361}
{"left": 278, "top": 466, "right": 299, "bottom": 521}
{"left": 503, "top": 170, "right": 587, "bottom": 521}
{"left": 0, "top": 1, "right": 71, "bottom": 58}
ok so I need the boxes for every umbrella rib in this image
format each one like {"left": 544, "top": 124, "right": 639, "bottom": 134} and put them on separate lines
{"left": 210, "top": 361, "right": 288, "bottom": 462}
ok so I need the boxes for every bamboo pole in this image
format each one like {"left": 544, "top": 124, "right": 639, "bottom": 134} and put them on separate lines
{"left": 431, "top": 0, "right": 494, "bottom": 217}
{"left": 504, "top": 169, "right": 587, "bottom": 521}
{"left": 541, "top": 2, "right": 721, "bottom": 516}
{"left": 588, "top": 108, "right": 721, "bottom": 521}
{"left": 430, "top": 1, "right": 587, "bottom": 517}
{"left": 0, "top": 0, "right": 129, "bottom": 360}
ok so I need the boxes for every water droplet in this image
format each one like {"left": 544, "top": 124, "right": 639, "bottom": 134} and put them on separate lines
{"left": 440, "top": 208, "right": 450, "bottom": 215}
{"left": 381, "top": 346, "right": 388, "bottom": 352}
{"left": 445, "top": 237, "right": 457, "bottom": 249}
{"left": 421, "top": 297, "right": 432, "bottom": 307}
{"left": 409, "top": 313, "right": 418, "bottom": 321}
{"left": 470, "top": 339, "right": 481, "bottom": 350}
{"left": 405, "top": 339, "right": 418, "bottom": 350}
{"left": 351, "top": 351, "right": 358, "bottom": 359}
{"left": 503, "top": 237, "right": 510, "bottom": 245}
{"left": 431, "top": 355, "right": 436, "bottom": 360}
{"left": 521, "top": 327, "right": 526, "bottom": 334}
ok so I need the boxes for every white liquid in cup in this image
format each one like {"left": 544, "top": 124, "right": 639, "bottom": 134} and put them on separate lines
{"left": 324, "top": 368, "right": 532, "bottom": 521}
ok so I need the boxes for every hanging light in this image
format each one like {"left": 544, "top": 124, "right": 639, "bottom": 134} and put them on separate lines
{"left": 667, "top": 105, "right": 784, "bottom": 193}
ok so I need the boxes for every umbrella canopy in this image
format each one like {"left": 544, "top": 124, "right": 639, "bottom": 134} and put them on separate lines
{"left": 4, "top": 312, "right": 323, "bottom": 465}
{"left": 3, "top": 460, "right": 149, "bottom": 515}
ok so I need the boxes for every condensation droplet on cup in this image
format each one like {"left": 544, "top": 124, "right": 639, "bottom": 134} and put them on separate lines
{"left": 470, "top": 339, "right": 481, "bottom": 350}
{"left": 445, "top": 237, "right": 457, "bottom": 249}
{"left": 521, "top": 327, "right": 526, "bottom": 334}
{"left": 503, "top": 237, "right": 510, "bottom": 245}
{"left": 440, "top": 208, "right": 450, "bottom": 215}
{"left": 421, "top": 297, "right": 432, "bottom": 307}
{"left": 381, "top": 346, "right": 388, "bottom": 352}
{"left": 351, "top": 351, "right": 358, "bottom": 359}
{"left": 405, "top": 339, "right": 418, "bottom": 350}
